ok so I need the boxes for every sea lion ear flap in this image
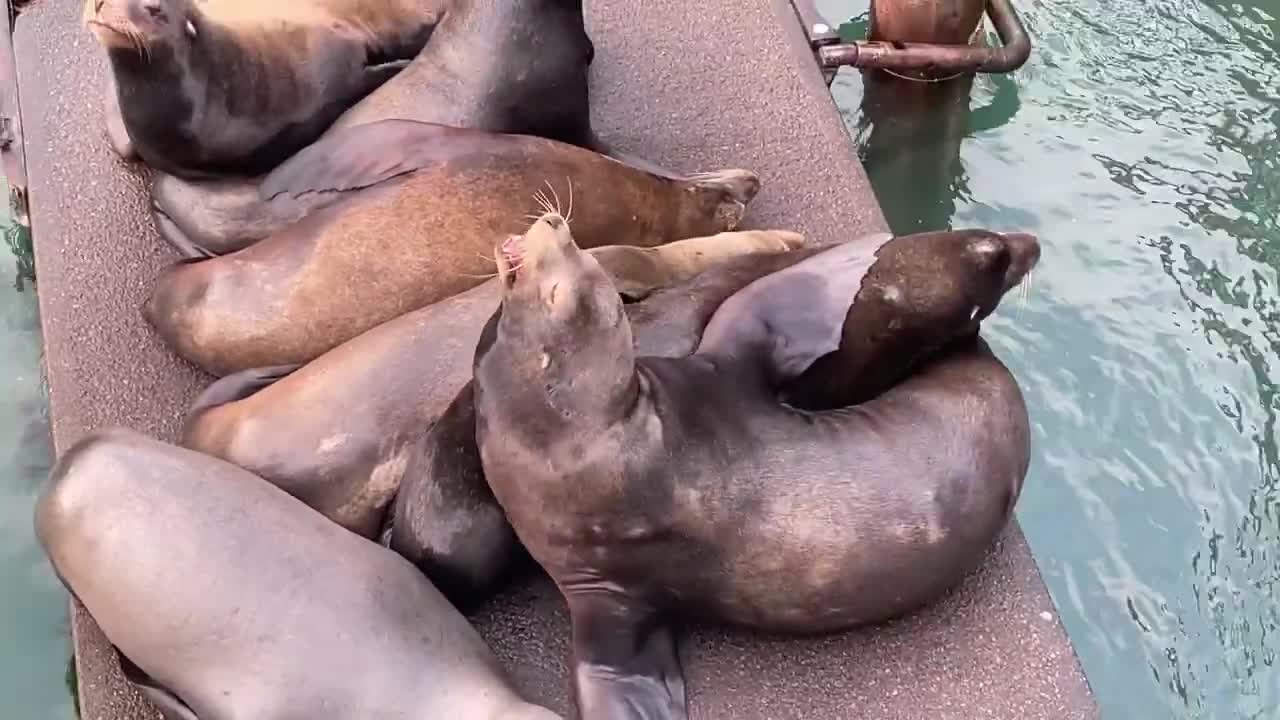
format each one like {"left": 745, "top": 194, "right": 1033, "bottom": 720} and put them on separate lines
{"left": 695, "top": 232, "right": 892, "bottom": 383}
{"left": 259, "top": 120, "right": 453, "bottom": 201}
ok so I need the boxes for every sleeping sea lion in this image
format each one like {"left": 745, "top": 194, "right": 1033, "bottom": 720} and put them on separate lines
{"left": 142, "top": 120, "right": 760, "bottom": 376}
{"left": 86, "top": 0, "right": 444, "bottom": 178}
{"left": 471, "top": 213, "right": 1039, "bottom": 719}
{"left": 34, "top": 428, "right": 560, "bottom": 720}
{"left": 180, "top": 231, "right": 806, "bottom": 547}
{"left": 146, "top": 0, "right": 677, "bottom": 255}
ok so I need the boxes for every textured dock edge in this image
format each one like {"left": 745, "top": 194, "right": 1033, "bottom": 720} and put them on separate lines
{"left": 14, "top": 0, "right": 1097, "bottom": 717}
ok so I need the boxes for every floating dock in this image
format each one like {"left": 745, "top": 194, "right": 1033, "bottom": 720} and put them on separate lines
{"left": 11, "top": 0, "right": 1099, "bottom": 717}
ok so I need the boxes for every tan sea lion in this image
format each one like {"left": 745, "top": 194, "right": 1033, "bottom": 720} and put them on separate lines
{"left": 35, "top": 428, "right": 560, "bottom": 720}
{"left": 179, "top": 231, "right": 805, "bottom": 547}
{"left": 142, "top": 120, "right": 761, "bottom": 376}
{"left": 471, "top": 214, "right": 1039, "bottom": 719}
{"left": 85, "top": 0, "right": 445, "bottom": 179}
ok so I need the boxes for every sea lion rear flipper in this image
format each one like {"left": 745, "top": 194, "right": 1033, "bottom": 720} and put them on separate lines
{"left": 185, "top": 364, "right": 303, "bottom": 423}
{"left": 570, "top": 601, "right": 687, "bottom": 720}
{"left": 694, "top": 232, "right": 894, "bottom": 383}
{"left": 116, "top": 651, "right": 199, "bottom": 720}
{"left": 151, "top": 201, "right": 218, "bottom": 261}
{"left": 259, "top": 119, "right": 451, "bottom": 201}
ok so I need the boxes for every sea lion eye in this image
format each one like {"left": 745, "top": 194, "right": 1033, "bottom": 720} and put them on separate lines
{"left": 545, "top": 282, "right": 560, "bottom": 307}
{"left": 185, "top": 20, "right": 197, "bottom": 37}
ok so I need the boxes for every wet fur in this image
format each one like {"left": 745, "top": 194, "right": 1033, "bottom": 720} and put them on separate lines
{"left": 472, "top": 220, "right": 1038, "bottom": 719}
{"left": 397, "top": 228, "right": 1033, "bottom": 608}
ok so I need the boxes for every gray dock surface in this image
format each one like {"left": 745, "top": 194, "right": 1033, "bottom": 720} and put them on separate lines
{"left": 15, "top": 0, "right": 1098, "bottom": 717}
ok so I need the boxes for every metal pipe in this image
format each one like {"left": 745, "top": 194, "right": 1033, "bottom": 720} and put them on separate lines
{"left": 817, "top": 0, "right": 1031, "bottom": 75}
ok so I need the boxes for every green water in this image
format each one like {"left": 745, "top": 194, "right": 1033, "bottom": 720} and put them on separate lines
{"left": 820, "top": 0, "right": 1280, "bottom": 716}
{"left": 4, "top": 0, "right": 1278, "bottom": 717}
{"left": 0, "top": 183, "right": 73, "bottom": 719}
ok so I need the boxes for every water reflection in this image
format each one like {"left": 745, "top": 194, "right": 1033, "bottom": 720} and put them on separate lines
{"left": 0, "top": 185, "right": 71, "bottom": 718}
{"left": 823, "top": 0, "right": 1279, "bottom": 716}
{"left": 836, "top": 14, "right": 1023, "bottom": 233}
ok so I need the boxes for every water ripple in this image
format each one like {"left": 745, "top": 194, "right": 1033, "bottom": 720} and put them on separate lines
{"left": 828, "top": 0, "right": 1280, "bottom": 714}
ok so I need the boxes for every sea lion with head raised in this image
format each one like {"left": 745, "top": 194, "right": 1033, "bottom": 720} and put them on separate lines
{"left": 34, "top": 428, "right": 560, "bottom": 720}
{"left": 85, "top": 0, "right": 445, "bottom": 179}
{"left": 390, "top": 221, "right": 1040, "bottom": 608}
{"left": 472, "top": 213, "right": 1039, "bottom": 719}
{"left": 142, "top": 120, "right": 760, "bottom": 376}
{"left": 180, "top": 230, "right": 806, "bottom": 548}
{"left": 147, "top": 0, "right": 676, "bottom": 256}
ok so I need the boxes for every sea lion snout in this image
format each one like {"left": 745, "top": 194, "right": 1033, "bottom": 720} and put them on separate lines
{"left": 499, "top": 213, "right": 578, "bottom": 288}
{"left": 1000, "top": 232, "right": 1041, "bottom": 291}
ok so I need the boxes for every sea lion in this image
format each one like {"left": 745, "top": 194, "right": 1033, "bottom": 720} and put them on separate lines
{"left": 181, "top": 231, "right": 806, "bottom": 547}
{"left": 391, "top": 222, "right": 1040, "bottom": 608}
{"left": 34, "top": 428, "right": 560, "bottom": 720}
{"left": 146, "top": 0, "right": 672, "bottom": 256}
{"left": 142, "top": 120, "right": 760, "bottom": 376}
{"left": 85, "top": 0, "right": 444, "bottom": 179}
{"left": 471, "top": 214, "right": 1039, "bottom": 719}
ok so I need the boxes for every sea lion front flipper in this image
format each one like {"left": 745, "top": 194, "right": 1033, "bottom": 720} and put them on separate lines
{"left": 387, "top": 381, "right": 525, "bottom": 611}
{"left": 103, "top": 77, "right": 136, "bottom": 161}
{"left": 116, "top": 650, "right": 199, "bottom": 720}
{"left": 694, "top": 231, "right": 894, "bottom": 383}
{"left": 591, "top": 230, "right": 808, "bottom": 302}
{"left": 184, "top": 364, "right": 302, "bottom": 428}
{"left": 259, "top": 119, "right": 452, "bottom": 201}
{"left": 151, "top": 202, "right": 219, "bottom": 261}
{"left": 570, "top": 598, "right": 687, "bottom": 720}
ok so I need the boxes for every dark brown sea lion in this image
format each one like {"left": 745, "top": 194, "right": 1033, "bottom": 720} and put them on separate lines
{"left": 391, "top": 221, "right": 1038, "bottom": 608}
{"left": 141, "top": 120, "right": 761, "bottom": 377}
{"left": 34, "top": 428, "right": 561, "bottom": 720}
{"left": 180, "top": 231, "right": 805, "bottom": 546}
{"left": 471, "top": 214, "right": 1039, "bottom": 719}
{"left": 85, "top": 0, "right": 444, "bottom": 179}
{"left": 145, "top": 0, "right": 671, "bottom": 256}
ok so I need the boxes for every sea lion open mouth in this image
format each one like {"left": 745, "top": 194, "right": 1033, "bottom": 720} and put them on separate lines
{"left": 497, "top": 213, "right": 570, "bottom": 288}
{"left": 501, "top": 234, "right": 524, "bottom": 272}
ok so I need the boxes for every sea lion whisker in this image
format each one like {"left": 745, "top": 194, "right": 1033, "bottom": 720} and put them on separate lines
{"left": 461, "top": 258, "right": 525, "bottom": 280}
{"left": 533, "top": 190, "right": 554, "bottom": 216}
{"left": 565, "top": 176, "right": 575, "bottom": 225}
{"left": 544, "top": 179, "right": 564, "bottom": 217}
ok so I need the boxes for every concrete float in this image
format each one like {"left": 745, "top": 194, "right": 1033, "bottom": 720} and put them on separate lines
{"left": 10, "top": 0, "right": 1099, "bottom": 717}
